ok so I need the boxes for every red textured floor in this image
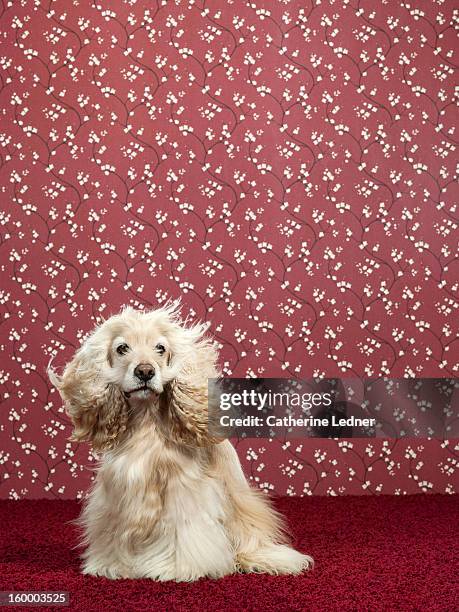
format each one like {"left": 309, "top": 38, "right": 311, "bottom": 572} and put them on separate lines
{"left": 0, "top": 496, "right": 458, "bottom": 611}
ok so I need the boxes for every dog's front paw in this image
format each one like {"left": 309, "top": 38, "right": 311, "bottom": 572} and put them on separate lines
{"left": 82, "top": 562, "right": 132, "bottom": 580}
{"left": 144, "top": 564, "right": 235, "bottom": 582}
{"left": 237, "top": 544, "right": 313, "bottom": 575}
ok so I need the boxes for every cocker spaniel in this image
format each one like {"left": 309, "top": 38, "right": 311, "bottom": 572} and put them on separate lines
{"left": 49, "top": 304, "right": 313, "bottom": 582}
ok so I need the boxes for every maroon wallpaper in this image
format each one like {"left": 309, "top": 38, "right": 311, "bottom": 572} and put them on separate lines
{"left": 1, "top": 1, "right": 457, "bottom": 498}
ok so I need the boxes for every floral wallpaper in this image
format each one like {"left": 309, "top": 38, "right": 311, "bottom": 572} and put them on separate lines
{"left": 0, "top": 0, "right": 457, "bottom": 499}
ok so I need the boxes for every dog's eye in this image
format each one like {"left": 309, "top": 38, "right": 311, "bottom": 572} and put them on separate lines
{"left": 116, "top": 343, "right": 130, "bottom": 355}
{"left": 155, "top": 343, "right": 166, "bottom": 355}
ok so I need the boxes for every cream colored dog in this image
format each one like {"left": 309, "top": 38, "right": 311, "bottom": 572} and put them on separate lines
{"left": 49, "top": 304, "right": 313, "bottom": 581}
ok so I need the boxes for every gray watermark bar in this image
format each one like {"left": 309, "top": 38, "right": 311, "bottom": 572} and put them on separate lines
{"left": 0, "top": 592, "right": 69, "bottom": 606}
{"left": 207, "top": 378, "right": 458, "bottom": 439}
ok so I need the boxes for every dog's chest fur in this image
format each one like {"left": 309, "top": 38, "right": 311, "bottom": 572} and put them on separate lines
{"left": 97, "top": 420, "right": 226, "bottom": 530}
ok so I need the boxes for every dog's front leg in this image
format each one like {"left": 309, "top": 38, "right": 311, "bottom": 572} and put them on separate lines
{"left": 143, "top": 475, "right": 236, "bottom": 582}
{"left": 79, "top": 466, "right": 165, "bottom": 580}
{"left": 79, "top": 483, "right": 143, "bottom": 579}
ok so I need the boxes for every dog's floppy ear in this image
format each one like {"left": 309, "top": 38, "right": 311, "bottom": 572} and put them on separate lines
{"left": 161, "top": 322, "right": 222, "bottom": 447}
{"left": 48, "top": 322, "right": 128, "bottom": 452}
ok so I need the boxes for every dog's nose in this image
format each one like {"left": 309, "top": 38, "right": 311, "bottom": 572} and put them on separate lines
{"left": 134, "top": 363, "right": 155, "bottom": 382}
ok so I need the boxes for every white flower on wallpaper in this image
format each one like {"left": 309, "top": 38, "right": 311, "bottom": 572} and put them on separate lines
{"left": 0, "top": 0, "right": 457, "bottom": 498}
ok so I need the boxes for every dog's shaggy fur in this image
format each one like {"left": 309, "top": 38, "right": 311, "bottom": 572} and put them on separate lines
{"left": 49, "top": 304, "right": 313, "bottom": 582}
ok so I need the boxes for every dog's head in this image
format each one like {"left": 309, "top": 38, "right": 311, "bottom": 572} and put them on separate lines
{"left": 49, "top": 303, "right": 219, "bottom": 451}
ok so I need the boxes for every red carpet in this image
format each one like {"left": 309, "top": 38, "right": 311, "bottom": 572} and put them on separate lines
{"left": 0, "top": 495, "right": 457, "bottom": 611}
